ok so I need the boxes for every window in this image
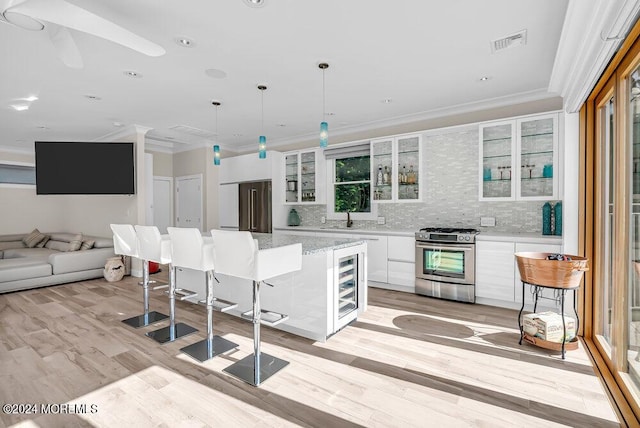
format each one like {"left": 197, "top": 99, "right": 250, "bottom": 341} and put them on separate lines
{"left": 0, "top": 161, "right": 35, "bottom": 187}
{"left": 335, "top": 155, "right": 371, "bottom": 213}
{"left": 327, "top": 154, "right": 377, "bottom": 220}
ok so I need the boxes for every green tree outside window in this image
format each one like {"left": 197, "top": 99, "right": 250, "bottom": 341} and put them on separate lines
{"left": 334, "top": 155, "right": 371, "bottom": 213}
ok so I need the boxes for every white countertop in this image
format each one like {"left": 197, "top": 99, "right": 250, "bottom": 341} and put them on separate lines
{"left": 253, "top": 232, "right": 365, "bottom": 254}
{"left": 274, "top": 226, "right": 416, "bottom": 237}
{"left": 476, "top": 231, "right": 563, "bottom": 245}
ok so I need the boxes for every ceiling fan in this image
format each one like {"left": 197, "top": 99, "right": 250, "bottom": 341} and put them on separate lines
{"left": 0, "top": 0, "right": 165, "bottom": 69}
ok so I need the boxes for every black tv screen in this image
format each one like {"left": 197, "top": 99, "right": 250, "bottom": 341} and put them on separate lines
{"left": 35, "top": 141, "right": 135, "bottom": 195}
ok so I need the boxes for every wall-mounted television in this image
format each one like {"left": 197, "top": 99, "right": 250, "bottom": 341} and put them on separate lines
{"left": 35, "top": 141, "right": 135, "bottom": 195}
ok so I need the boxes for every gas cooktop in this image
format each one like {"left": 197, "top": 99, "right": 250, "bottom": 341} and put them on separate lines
{"left": 418, "top": 227, "right": 479, "bottom": 234}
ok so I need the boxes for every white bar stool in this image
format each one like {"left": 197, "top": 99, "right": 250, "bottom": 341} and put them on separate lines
{"left": 163, "top": 227, "right": 239, "bottom": 361}
{"left": 211, "top": 229, "right": 301, "bottom": 386}
{"left": 145, "top": 226, "right": 199, "bottom": 344}
{"left": 111, "top": 224, "right": 168, "bottom": 328}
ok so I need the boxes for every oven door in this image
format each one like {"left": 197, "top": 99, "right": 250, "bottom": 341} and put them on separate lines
{"left": 415, "top": 242, "right": 475, "bottom": 285}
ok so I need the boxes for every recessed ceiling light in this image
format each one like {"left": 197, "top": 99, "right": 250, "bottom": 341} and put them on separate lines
{"left": 36, "top": 126, "right": 49, "bottom": 130}
{"left": 205, "top": 68, "right": 227, "bottom": 79}
{"left": 11, "top": 104, "right": 29, "bottom": 111}
{"left": 243, "top": 0, "right": 266, "bottom": 8}
{"left": 276, "top": 123, "right": 286, "bottom": 127}
{"left": 326, "top": 112, "right": 336, "bottom": 116}
{"left": 381, "top": 99, "right": 392, "bottom": 104}
{"left": 84, "top": 94, "right": 101, "bottom": 100}
{"left": 479, "top": 76, "right": 491, "bottom": 82}
{"left": 112, "top": 121, "right": 123, "bottom": 127}
{"left": 233, "top": 133, "right": 243, "bottom": 137}
{"left": 175, "top": 37, "right": 194, "bottom": 48}
{"left": 24, "top": 96, "right": 38, "bottom": 102}
{"left": 123, "top": 71, "right": 142, "bottom": 78}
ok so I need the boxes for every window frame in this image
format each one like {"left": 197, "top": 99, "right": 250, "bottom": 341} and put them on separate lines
{"left": 326, "top": 155, "right": 377, "bottom": 221}
{"left": 0, "top": 160, "right": 36, "bottom": 188}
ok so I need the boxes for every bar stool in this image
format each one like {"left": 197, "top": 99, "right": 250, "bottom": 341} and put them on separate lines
{"left": 163, "top": 227, "right": 239, "bottom": 362}
{"left": 110, "top": 224, "right": 168, "bottom": 328}
{"left": 145, "top": 226, "right": 199, "bottom": 344}
{"left": 211, "top": 229, "right": 302, "bottom": 386}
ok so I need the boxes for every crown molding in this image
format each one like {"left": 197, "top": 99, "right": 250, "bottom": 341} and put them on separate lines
{"left": 230, "top": 88, "right": 558, "bottom": 152}
{"left": 549, "top": 0, "right": 640, "bottom": 113}
{"left": 0, "top": 144, "right": 34, "bottom": 155}
{"left": 93, "top": 125, "right": 153, "bottom": 142}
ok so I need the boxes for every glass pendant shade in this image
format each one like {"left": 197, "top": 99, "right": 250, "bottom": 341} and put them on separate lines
{"left": 213, "top": 145, "right": 220, "bottom": 165}
{"left": 320, "top": 121, "right": 328, "bottom": 148}
{"left": 259, "top": 135, "right": 266, "bottom": 158}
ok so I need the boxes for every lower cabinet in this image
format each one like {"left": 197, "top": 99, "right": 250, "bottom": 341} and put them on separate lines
{"left": 386, "top": 236, "right": 415, "bottom": 289}
{"left": 475, "top": 241, "right": 515, "bottom": 301}
{"left": 475, "top": 239, "right": 562, "bottom": 308}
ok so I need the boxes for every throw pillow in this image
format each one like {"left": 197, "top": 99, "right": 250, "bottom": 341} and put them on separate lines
{"left": 68, "top": 233, "right": 83, "bottom": 252}
{"left": 35, "top": 235, "right": 51, "bottom": 248}
{"left": 22, "top": 229, "right": 46, "bottom": 248}
{"left": 80, "top": 240, "right": 95, "bottom": 250}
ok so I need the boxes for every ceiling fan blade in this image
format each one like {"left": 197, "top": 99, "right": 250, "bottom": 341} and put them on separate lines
{"left": 7, "top": 0, "right": 165, "bottom": 56}
{"left": 47, "top": 24, "right": 83, "bottom": 69}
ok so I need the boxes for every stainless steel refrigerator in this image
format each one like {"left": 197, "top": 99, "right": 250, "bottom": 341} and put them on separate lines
{"left": 239, "top": 180, "right": 272, "bottom": 233}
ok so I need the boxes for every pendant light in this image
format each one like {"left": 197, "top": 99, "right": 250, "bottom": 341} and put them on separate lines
{"left": 258, "top": 84, "right": 267, "bottom": 159}
{"left": 319, "top": 62, "right": 329, "bottom": 148}
{"left": 212, "top": 100, "right": 221, "bottom": 165}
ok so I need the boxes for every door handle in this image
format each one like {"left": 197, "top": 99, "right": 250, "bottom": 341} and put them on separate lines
{"left": 250, "top": 188, "right": 257, "bottom": 230}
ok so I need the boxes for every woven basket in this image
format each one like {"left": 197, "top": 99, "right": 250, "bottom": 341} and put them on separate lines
{"left": 515, "top": 252, "right": 589, "bottom": 288}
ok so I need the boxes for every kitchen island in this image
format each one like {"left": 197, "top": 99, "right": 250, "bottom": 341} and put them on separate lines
{"left": 176, "top": 233, "right": 367, "bottom": 342}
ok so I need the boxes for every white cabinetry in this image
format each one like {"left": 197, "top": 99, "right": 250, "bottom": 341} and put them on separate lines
{"left": 475, "top": 237, "right": 562, "bottom": 309}
{"left": 371, "top": 134, "right": 422, "bottom": 203}
{"left": 476, "top": 241, "right": 515, "bottom": 301}
{"left": 218, "top": 183, "right": 239, "bottom": 229}
{"left": 283, "top": 149, "right": 324, "bottom": 205}
{"left": 479, "top": 113, "right": 559, "bottom": 201}
{"left": 387, "top": 236, "right": 415, "bottom": 289}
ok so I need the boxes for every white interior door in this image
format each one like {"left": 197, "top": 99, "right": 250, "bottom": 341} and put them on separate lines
{"left": 153, "top": 176, "right": 172, "bottom": 234}
{"left": 176, "top": 175, "right": 202, "bottom": 230}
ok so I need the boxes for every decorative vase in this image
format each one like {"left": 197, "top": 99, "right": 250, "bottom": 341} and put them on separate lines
{"left": 554, "top": 201, "right": 562, "bottom": 236}
{"left": 287, "top": 208, "right": 301, "bottom": 226}
{"left": 542, "top": 202, "right": 552, "bottom": 235}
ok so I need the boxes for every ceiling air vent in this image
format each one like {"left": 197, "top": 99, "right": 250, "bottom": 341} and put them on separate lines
{"left": 169, "top": 124, "right": 216, "bottom": 139}
{"left": 491, "top": 29, "right": 527, "bottom": 53}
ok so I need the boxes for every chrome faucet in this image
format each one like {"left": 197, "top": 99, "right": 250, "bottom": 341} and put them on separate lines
{"left": 346, "top": 211, "right": 353, "bottom": 228}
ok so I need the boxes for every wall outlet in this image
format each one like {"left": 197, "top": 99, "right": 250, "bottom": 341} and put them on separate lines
{"left": 377, "top": 216, "right": 385, "bottom": 225}
{"left": 480, "top": 217, "right": 496, "bottom": 227}
{"left": 320, "top": 216, "right": 326, "bottom": 224}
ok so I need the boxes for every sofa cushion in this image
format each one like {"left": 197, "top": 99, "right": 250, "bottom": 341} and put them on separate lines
{"left": 3, "top": 248, "right": 58, "bottom": 262}
{"left": 0, "top": 259, "right": 52, "bottom": 283}
{"left": 45, "top": 233, "right": 82, "bottom": 252}
{"left": 90, "top": 236, "right": 114, "bottom": 249}
{"left": 49, "top": 247, "right": 115, "bottom": 275}
{"left": 22, "top": 229, "right": 47, "bottom": 248}
{"left": 80, "top": 240, "right": 95, "bottom": 250}
{"left": 36, "top": 235, "right": 50, "bottom": 248}
{"left": 0, "top": 241, "right": 23, "bottom": 251}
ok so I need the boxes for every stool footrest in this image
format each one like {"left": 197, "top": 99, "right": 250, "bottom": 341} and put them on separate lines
{"left": 241, "top": 309, "right": 289, "bottom": 326}
{"left": 152, "top": 283, "right": 169, "bottom": 291}
{"left": 169, "top": 288, "right": 199, "bottom": 300}
{"left": 198, "top": 298, "right": 238, "bottom": 312}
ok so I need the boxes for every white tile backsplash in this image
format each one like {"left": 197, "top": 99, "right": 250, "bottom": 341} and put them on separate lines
{"left": 289, "top": 128, "right": 547, "bottom": 233}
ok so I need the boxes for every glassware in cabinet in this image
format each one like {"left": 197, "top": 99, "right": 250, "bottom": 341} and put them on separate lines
{"left": 518, "top": 116, "right": 556, "bottom": 199}
{"left": 480, "top": 122, "right": 514, "bottom": 200}
{"left": 397, "top": 135, "right": 420, "bottom": 200}
{"left": 285, "top": 153, "right": 299, "bottom": 203}
{"left": 300, "top": 151, "right": 317, "bottom": 202}
{"left": 371, "top": 139, "right": 393, "bottom": 201}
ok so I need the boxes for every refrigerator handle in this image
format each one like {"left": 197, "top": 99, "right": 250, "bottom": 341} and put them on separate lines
{"left": 250, "top": 188, "right": 257, "bottom": 230}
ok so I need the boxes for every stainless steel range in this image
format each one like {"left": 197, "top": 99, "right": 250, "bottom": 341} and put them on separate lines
{"left": 415, "top": 227, "right": 479, "bottom": 303}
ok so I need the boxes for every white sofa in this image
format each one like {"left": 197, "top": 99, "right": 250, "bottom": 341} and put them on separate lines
{"left": 0, "top": 232, "right": 115, "bottom": 293}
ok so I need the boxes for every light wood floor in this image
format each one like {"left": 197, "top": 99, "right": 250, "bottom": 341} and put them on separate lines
{"left": 0, "top": 272, "right": 621, "bottom": 428}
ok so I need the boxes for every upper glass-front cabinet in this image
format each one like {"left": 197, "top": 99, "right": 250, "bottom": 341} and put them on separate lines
{"left": 371, "top": 134, "right": 422, "bottom": 203}
{"left": 284, "top": 149, "right": 324, "bottom": 204}
{"left": 479, "top": 113, "right": 559, "bottom": 201}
